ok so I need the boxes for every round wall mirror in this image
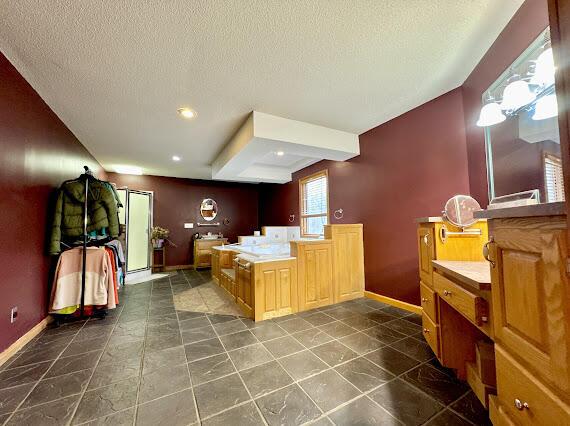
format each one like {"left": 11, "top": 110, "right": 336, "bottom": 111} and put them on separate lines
{"left": 200, "top": 198, "right": 218, "bottom": 221}
{"left": 442, "top": 195, "right": 481, "bottom": 228}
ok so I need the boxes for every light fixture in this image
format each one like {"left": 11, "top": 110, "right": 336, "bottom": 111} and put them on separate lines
{"left": 172, "top": 155, "right": 181, "bottom": 161}
{"left": 177, "top": 107, "right": 196, "bottom": 119}
{"left": 276, "top": 151, "right": 284, "bottom": 156}
{"left": 476, "top": 102, "right": 506, "bottom": 127}
{"left": 532, "top": 94, "right": 558, "bottom": 120}
{"left": 500, "top": 78, "right": 536, "bottom": 111}
{"left": 530, "top": 47, "right": 555, "bottom": 87}
{"left": 114, "top": 165, "right": 143, "bottom": 175}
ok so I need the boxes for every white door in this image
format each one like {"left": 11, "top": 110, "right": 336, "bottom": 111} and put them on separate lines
{"left": 127, "top": 190, "right": 152, "bottom": 272}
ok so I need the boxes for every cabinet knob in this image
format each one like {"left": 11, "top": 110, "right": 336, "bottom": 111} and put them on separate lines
{"left": 443, "top": 290, "right": 452, "bottom": 297}
{"left": 514, "top": 399, "right": 529, "bottom": 411}
{"left": 483, "top": 237, "right": 496, "bottom": 268}
{"left": 421, "top": 297, "right": 428, "bottom": 303}
{"left": 423, "top": 328, "right": 430, "bottom": 334}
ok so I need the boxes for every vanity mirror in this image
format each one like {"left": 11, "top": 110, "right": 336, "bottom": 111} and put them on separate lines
{"left": 478, "top": 27, "right": 564, "bottom": 205}
{"left": 200, "top": 198, "right": 218, "bottom": 221}
{"left": 440, "top": 195, "right": 482, "bottom": 242}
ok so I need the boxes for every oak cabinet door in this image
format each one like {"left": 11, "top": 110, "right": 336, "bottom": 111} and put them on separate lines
{"left": 418, "top": 225, "right": 435, "bottom": 287}
{"left": 490, "top": 218, "right": 570, "bottom": 395}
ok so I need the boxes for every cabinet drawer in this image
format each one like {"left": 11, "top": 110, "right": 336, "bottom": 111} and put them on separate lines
{"left": 496, "top": 345, "right": 570, "bottom": 426}
{"left": 433, "top": 272, "right": 488, "bottom": 326}
{"left": 420, "top": 281, "right": 437, "bottom": 322}
{"left": 489, "top": 395, "right": 516, "bottom": 426}
{"left": 421, "top": 312, "right": 439, "bottom": 358}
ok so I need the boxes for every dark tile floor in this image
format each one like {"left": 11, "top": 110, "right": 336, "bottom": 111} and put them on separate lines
{"left": 0, "top": 270, "right": 490, "bottom": 425}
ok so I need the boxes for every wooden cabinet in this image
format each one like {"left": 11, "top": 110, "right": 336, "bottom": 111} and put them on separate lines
{"left": 418, "top": 225, "right": 435, "bottom": 286}
{"left": 236, "top": 258, "right": 254, "bottom": 318}
{"left": 193, "top": 239, "right": 228, "bottom": 269}
{"left": 421, "top": 311, "right": 440, "bottom": 358}
{"left": 495, "top": 345, "right": 570, "bottom": 425}
{"left": 489, "top": 395, "right": 516, "bottom": 426}
{"left": 211, "top": 250, "right": 220, "bottom": 283}
{"left": 417, "top": 220, "right": 488, "bottom": 288}
{"left": 488, "top": 216, "right": 570, "bottom": 396}
{"left": 291, "top": 240, "right": 334, "bottom": 311}
{"left": 253, "top": 259, "right": 298, "bottom": 321}
{"left": 420, "top": 281, "right": 437, "bottom": 321}
{"left": 433, "top": 272, "right": 489, "bottom": 328}
{"left": 324, "top": 224, "right": 364, "bottom": 303}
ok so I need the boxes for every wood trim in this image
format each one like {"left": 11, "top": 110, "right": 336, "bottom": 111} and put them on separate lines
{"left": 0, "top": 316, "right": 53, "bottom": 368}
{"left": 364, "top": 290, "right": 422, "bottom": 315}
{"left": 549, "top": 0, "right": 570, "bottom": 269}
{"left": 299, "top": 169, "right": 330, "bottom": 237}
{"left": 164, "top": 264, "right": 193, "bottom": 271}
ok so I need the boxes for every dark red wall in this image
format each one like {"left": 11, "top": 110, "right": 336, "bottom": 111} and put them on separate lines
{"left": 0, "top": 53, "right": 103, "bottom": 351}
{"left": 106, "top": 173, "right": 259, "bottom": 267}
{"left": 260, "top": 88, "right": 470, "bottom": 304}
{"left": 462, "top": 0, "right": 549, "bottom": 205}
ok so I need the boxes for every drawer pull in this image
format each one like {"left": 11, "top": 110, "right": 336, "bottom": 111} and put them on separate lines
{"left": 483, "top": 238, "right": 495, "bottom": 268}
{"left": 421, "top": 297, "right": 428, "bottom": 303}
{"left": 443, "top": 290, "right": 452, "bottom": 296}
{"left": 514, "top": 399, "right": 529, "bottom": 411}
{"left": 423, "top": 328, "right": 430, "bottom": 334}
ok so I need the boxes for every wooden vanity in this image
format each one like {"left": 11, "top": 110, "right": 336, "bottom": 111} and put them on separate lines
{"left": 194, "top": 238, "right": 228, "bottom": 269}
{"left": 417, "top": 203, "right": 570, "bottom": 425}
{"left": 211, "top": 224, "right": 364, "bottom": 321}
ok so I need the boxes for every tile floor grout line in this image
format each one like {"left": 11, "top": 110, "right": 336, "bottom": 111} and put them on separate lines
{"left": 65, "top": 307, "right": 130, "bottom": 426}
{"left": 129, "top": 279, "right": 155, "bottom": 426}
{"left": 2, "top": 316, "right": 93, "bottom": 425}
{"left": 172, "top": 273, "right": 203, "bottom": 426}
{"left": 205, "top": 311, "right": 270, "bottom": 426}
{"left": 1, "top": 276, "right": 481, "bottom": 426}
{"left": 260, "top": 319, "right": 407, "bottom": 425}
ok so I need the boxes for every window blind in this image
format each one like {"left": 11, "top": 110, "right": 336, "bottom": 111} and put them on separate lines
{"left": 545, "top": 155, "right": 565, "bottom": 202}
{"left": 300, "top": 172, "right": 328, "bottom": 236}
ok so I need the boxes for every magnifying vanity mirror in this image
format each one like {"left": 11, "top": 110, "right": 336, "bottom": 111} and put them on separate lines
{"left": 200, "top": 198, "right": 218, "bottom": 221}
{"left": 440, "top": 195, "right": 483, "bottom": 243}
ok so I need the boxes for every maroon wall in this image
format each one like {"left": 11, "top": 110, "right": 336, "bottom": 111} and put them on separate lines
{"left": 462, "top": 0, "right": 549, "bottom": 205}
{"left": 260, "top": 88, "right": 470, "bottom": 304}
{"left": 0, "top": 53, "right": 103, "bottom": 351}
{"left": 106, "top": 173, "right": 259, "bottom": 267}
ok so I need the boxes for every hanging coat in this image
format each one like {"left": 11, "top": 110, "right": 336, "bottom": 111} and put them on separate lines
{"left": 49, "top": 178, "right": 120, "bottom": 254}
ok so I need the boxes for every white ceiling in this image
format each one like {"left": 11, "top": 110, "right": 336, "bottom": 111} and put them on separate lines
{"left": 0, "top": 0, "right": 523, "bottom": 180}
{"left": 212, "top": 111, "right": 360, "bottom": 183}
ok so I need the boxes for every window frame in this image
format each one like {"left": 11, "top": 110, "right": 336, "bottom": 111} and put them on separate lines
{"left": 299, "top": 170, "right": 330, "bottom": 237}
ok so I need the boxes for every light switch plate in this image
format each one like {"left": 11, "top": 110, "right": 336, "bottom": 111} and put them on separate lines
{"left": 184, "top": 223, "right": 194, "bottom": 229}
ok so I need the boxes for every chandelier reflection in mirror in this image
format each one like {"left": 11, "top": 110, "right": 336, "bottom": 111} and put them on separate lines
{"left": 477, "top": 28, "right": 556, "bottom": 127}
{"left": 479, "top": 27, "right": 564, "bottom": 204}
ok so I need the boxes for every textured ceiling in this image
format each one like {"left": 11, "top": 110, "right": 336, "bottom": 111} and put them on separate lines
{"left": 0, "top": 0, "right": 523, "bottom": 180}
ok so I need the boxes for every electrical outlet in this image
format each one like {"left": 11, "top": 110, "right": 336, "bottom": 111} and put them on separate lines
{"left": 10, "top": 307, "right": 18, "bottom": 323}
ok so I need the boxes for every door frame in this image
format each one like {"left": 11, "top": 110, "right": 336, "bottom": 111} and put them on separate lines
{"left": 119, "top": 188, "right": 154, "bottom": 274}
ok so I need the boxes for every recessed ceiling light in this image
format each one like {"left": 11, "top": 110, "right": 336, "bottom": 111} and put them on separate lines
{"left": 172, "top": 155, "right": 181, "bottom": 161}
{"left": 276, "top": 151, "right": 285, "bottom": 156}
{"left": 114, "top": 165, "right": 143, "bottom": 175}
{"left": 177, "top": 107, "right": 196, "bottom": 119}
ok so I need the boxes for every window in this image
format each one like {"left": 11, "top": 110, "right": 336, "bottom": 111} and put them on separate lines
{"left": 544, "top": 154, "right": 565, "bottom": 202}
{"left": 299, "top": 170, "right": 329, "bottom": 237}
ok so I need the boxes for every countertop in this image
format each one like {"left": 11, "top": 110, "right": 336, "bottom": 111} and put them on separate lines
{"left": 432, "top": 260, "right": 491, "bottom": 291}
{"left": 474, "top": 202, "right": 566, "bottom": 220}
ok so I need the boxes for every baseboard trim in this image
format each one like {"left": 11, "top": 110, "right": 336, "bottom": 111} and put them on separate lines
{"left": 164, "top": 264, "right": 193, "bottom": 271}
{"left": 364, "top": 291, "right": 422, "bottom": 315}
{"left": 0, "top": 316, "right": 53, "bottom": 368}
